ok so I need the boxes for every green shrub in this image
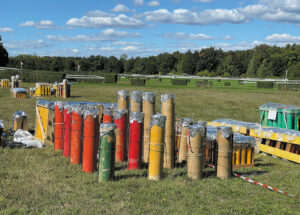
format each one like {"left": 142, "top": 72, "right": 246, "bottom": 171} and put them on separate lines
{"left": 19, "top": 70, "right": 65, "bottom": 83}
{"left": 224, "top": 82, "right": 231, "bottom": 86}
{"left": 130, "top": 79, "right": 146, "bottom": 86}
{"left": 104, "top": 74, "right": 118, "bottom": 83}
{"left": 171, "top": 79, "right": 188, "bottom": 85}
{"left": 278, "top": 83, "right": 299, "bottom": 91}
{"left": 0, "top": 70, "right": 19, "bottom": 79}
{"left": 257, "top": 81, "right": 274, "bottom": 88}
{"left": 196, "top": 81, "right": 213, "bottom": 88}
{"left": 238, "top": 80, "right": 244, "bottom": 85}
{"left": 217, "top": 79, "right": 221, "bottom": 82}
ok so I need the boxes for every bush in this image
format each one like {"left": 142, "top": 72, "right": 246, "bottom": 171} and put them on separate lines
{"left": 130, "top": 79, "right": 146, "bottom": 86}
{"left": 171, "top": 79, "right": 188, "bottom": 85}
{"left": 104, "top": 74, "right": 118, "bottom": 83}
{"left": 257, "top": 81, "right": 274, "bottom": 88}
{"left": 20, "top": 70, "right": 65, "bottom": 83}
{"left": 238, "top": 80, "right": 244, "bottom": 85}
{"left": 278, "top": 83, "right": 299, "bottom": 91}
{"left": 217, "top": 79, "right": 221, "bottom": 82}
{"left": 196, "top": 81, "right": 213, "bottom": 88}
{"left": 224, "top": 82, "right": 231, "bottom": 86}
{"left": 0, "top": 70, "right": 19, "bottom": 79}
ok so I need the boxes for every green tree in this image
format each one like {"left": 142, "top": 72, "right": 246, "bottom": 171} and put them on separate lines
{"left": 0, "top": 36, "right": 9, "bottom": 67}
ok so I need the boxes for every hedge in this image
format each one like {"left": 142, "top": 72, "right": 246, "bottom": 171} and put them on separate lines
{"left": 19, "top": 70, "right": 65, "bottom": 83}
{"left": 104, "top": 74, "right": 118, "bottom": 84}
{"left": 257, "top": 81, "right": 274, "bottom": 88}
{"left": 224, "top": 82, "right": 231, "bottom": 86}
{"left": 171, "top": 79, "right": 188, "bottom": 85}
{"left": 278, "top": 83, "right": 299, "bottom": 91}
{"left": 130, "top": 79, "right": 146, "bottom": 86}
{"left": 196, "top": 81, "right": 212, "bottom": 88}
{"left": 0, "top": 70, "right": 19, "bottom": 79}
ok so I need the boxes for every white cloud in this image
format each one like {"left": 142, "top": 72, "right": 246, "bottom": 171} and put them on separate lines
{"left": 112, "top": 4, "right": 131, "bottom": 12}
{"left": 265, "top": 33, "right": 300, "bottom": 42}
{"left": 134, "top": 0, "right": 144, "bottom": 6}
{"left": 224, "top": 35, "right": 233, "bottom": 40}
{"left": 66, "top": 10, "right": 144, "bottom": 28}
{"left": 142, "top": 1, "right": 300, "bottom": 25}
{"left": 148, "top": 1, "right": 160, "bottom": 7}
{"left": 0, "top": 27, "right": 13, "bottom": 32}
{"left": 71, "top": 48, "right": 79, "bottom": 53}
{"left": 19, "top": 20, "right": 56, "bottom": 29}
{"left": 261, "top": 0, "right": 300, "bottom": 12}
{"left": 46, "top": 29, "right": 140, "bottom": 42}
{"left": 144, "top": 8, "right": 248, "bottom": 25}
{"left": 113, "top": 41, "right": 143, "bottom": 45}
{"left": 164, "top": 32, "right": 214, "bottom": 40}
{"left": 5, "top": 40, "right": 49, "bottom": 49}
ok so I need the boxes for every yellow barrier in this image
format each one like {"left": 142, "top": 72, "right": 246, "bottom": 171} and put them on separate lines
{"left": 35, "top": 100, "right": 55, "bottom": 144}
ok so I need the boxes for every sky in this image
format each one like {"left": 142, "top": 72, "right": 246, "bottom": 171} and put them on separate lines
{"left": 0, "top": 0, "right": 300, "bottom": 58}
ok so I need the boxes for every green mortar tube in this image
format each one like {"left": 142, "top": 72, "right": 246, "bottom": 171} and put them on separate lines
{"left": 277, "top": 108, "right": 283, "bottom": 128}
{"left": 285, "top": 109, "right": 294, "bottom": 130}
{"left": 294, "top": 110, "right": 300, "bottom": 131}
{"left": 263, "top": 110, "right": 269, "bottom": 127}
{"left": 98, "top": 123, "right": 116, "bottom": 182}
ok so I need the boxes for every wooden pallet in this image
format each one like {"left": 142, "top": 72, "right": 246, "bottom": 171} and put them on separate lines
{"left": 259, "top": 139, "right": 300, "bottom": 163}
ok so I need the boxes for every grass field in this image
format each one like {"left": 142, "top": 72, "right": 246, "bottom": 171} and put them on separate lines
{"left": 0, "top": 79, "right": 299, "bottom": 214}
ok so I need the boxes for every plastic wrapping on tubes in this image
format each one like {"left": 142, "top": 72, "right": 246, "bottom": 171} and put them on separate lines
{"left": 150, "top": 114, "right": 166, "bottom": 128}
{"left": 161, "top": 94, "right": 175, "bottom": 102}
{"left": 212, "top": 118, "right": 260, "bottom": 130}
{"left": 55, "top": 101, "right": 65, "bottom": 111}
{"left": 182, "top": 118, "right": 193, "bottom": 127}
{"left": 130, "top": 112, "right": 144, "bottom": 124}
{"left": 10, "top": 88, "right": 28, "bottom": 94}
{"left": 103, "top": 106, "right": 114, "bottom": 116}
{"left": 118, "top": 90, "right": 129, "bottom": 100}
{"left": 114, "top": 109, "right": 128, "bottom": 120}
{"left": 142, "top": 92, "right": 156, "bottom": 103}
{"left": 188, "top": 125, "right": 205, "bottom": 137}
{"left": 0, "top": 119, "right": 4, "bottom": 129}
{"left": 83, "top": 108, "right": 99, "bottom": 119}
{"left": 100, "top": 123, "right": 117, "bottom": 136}
{"left": 71, "top": 104, "right": 84, "bottom": 115}
{"left": 207, "top": 126, "right": 256, "bottom": 146}
{"left": 253, "top": 126, "right": 300, "bottom": 137}
{"left": 36, "top": 100, "right": 55, "bottom": 110}
{"left": 130, "top": 91, "right": 142, "bottom": 103}
{"left": 176, "top": 120, "right": 182, "bottom": 132}
{"left": 218, "top": 126, "right": 233, "bottom": 138}
{"left": 12, "top": 111, "right": 27, "bottom": 127}
{"left": 195, "top": 121, "right": 207, "bottom": 127}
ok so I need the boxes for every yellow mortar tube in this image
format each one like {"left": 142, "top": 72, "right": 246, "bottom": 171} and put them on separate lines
{"left": 148, "top": 115, "right": 166, "bottom": 180}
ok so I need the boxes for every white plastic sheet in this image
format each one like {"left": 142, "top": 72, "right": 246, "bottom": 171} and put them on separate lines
{"left": 13, "top": 129, "right": 44, "bottom": 148}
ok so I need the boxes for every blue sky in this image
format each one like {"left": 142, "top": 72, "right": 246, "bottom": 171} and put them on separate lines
{"left": 0, "top": 0, "right": 300, "bottom": 57}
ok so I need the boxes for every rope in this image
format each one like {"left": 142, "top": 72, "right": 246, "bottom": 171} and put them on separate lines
{"left": 207, "top": 163, "right": 299, "bottom": 199}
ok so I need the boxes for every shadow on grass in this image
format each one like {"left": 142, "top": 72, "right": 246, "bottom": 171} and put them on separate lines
{"left": 115, "top": 172, "right": 147, "bottom": 181}
{"left": 115, "top": 164, "right": 128, "bottom": 171}
{"left": 254, "top": 162, "right": 275, "bottom": 167}
{"left": 234, "top": 170, "right": 267, "bottom": 176}
{"left": 69, "top": 95, "right": 82, "bottom": 98}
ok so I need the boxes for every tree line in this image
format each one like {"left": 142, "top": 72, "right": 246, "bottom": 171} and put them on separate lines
{"left": 4, "top": 43, "right": 300, "bottom": 79}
